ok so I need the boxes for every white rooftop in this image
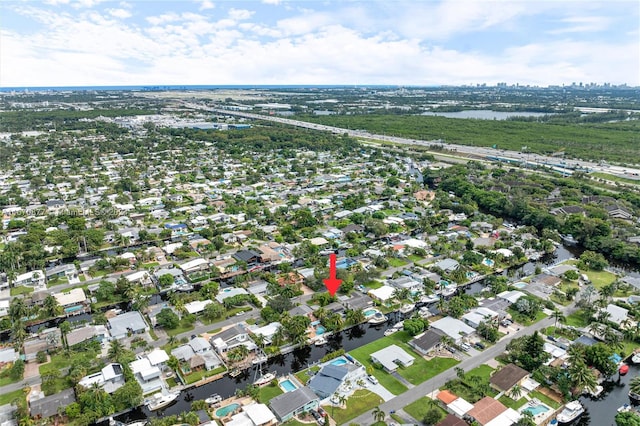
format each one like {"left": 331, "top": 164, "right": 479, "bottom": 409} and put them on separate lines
{"left": 430, "top": 317, "right": 475, "bottom": 341}
{"left": 448, "top": 397, "right": 474, "bottom": 417}
{"left": 53, "top": 288, "right": 86, "bottom": 306}
{"left": 147, "top": 349, "right": 169, "bottom": 366}
{"left": 371, "top": 344, "right": 414, "bottom": 371}
{"left": 184, "top": 299, "right": 213, "bottom": 314}
{"left": 485, "top": 408, "right": 521, "bottom": 426}
{"left": 215, "top": 287, "right": 249, "bottom": 303}
{"left": 368, "top": 285, "right": 395, "bottom": 301}
{"left": 180, "top": 258, "right": 209, "bottom": 271}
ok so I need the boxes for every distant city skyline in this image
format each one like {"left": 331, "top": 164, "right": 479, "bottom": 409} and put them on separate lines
{"left": 1, "top": 0, "right": 638, "bottom": 87}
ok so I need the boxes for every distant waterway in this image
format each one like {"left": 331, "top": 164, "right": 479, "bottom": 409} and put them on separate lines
{"left": 420, "top": 110, "right": 551, "bottom": 120}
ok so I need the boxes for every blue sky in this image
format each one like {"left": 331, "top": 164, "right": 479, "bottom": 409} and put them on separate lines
{"left": 1, "top": 0, "right": 638, "bottom": 87}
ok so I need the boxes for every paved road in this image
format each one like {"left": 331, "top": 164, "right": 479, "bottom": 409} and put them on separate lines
{"left": 0, "top": 376, "right": 42, "bottom": 394}
{"left": 348, "top": 315, "right": 555, "bottom": 425}
{"left": 182, "top": 103, "right": 640, "bottom": 176}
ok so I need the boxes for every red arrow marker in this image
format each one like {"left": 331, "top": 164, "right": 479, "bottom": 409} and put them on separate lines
{"left": 323, "top": 253, "right": 342, "bottom": 296}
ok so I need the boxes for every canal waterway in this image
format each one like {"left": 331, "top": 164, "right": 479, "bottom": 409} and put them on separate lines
{"left": 576, "top": 363, "right": 640, "bottom": 426}
{"left": 116, "top": 320, "right": 395, "bottom": 421}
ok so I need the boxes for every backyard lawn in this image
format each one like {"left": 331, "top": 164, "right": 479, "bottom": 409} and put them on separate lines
{"left": 407, "top": 254, "right": 424, "bottom": 263}
{"left": 507, "top": 308, "right": 547, "bottom": 326}
{"left": 257, "top": 384, "right": 283, "bottom": 403}
{"left": 323, "top": 390, "right": 382, "bottom": 425}
{"left": 350, "top": 343, "right": 408, "bottom": 395}
{"left": 565, "top": 311, "right": 589, "bottom": 328}
{"left": 498, "top": 395, "right": 528, "bottom": 410}
{"left": 529, "top": 389, "right": 562, "bottom": 409}
{"left": 465, "top": 365, "right": 494, "bottom": 381}
{"left": 564, "top": 260, "right": 617, "bottom": 289}
{"left": 10, "top": 286, "right": 33, "bottom": 296}
{"left": 0, "top": 390, "right": 23, "bottom": 406}
{"left": 387, "top": 258, "right": 409, "bottom": 268}
{"left": 399, "top": 356, "right": 459, "bottom": 385}
{"left": 403, "top": 396, "right": 446, "bottom": 423}
{"left": 183, "top": 366, "right": 226, "bottom": 384}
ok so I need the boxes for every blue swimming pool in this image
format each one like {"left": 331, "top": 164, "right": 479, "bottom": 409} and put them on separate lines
{"left": 331, "top": 358, "right": 347, "bottom": 366}
{"left": 316, "top": 326, "right": 326, "bottom": 335}
{"left": 280, "top": 379, "right": 297, "bottom": 392}
{"left": 364, "top": 309, "right": 377, "bottom": 317}
{"left": 215, "top": 403, "right": 240, "bottom": 417}
{"left": 524, "top": 404, "right": 549, "bottom": 416}
{"left": 513, "top": 282, "right": 527, "bottom": 289}
{"left": 64, "top": 305, "right": 83, "bottom": 313}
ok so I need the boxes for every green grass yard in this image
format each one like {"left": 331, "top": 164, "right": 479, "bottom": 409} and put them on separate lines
{"left": 403, "top": 397, "right": 446, "bottom": 423}
{"left": 507, "top": 308, "right": 547, "bottom": 326}
{"left": 257, "top": 384, "right": 283, "bottom": 403}
{"left": 529, "top": 389, "right": 562, "bottom": 409}
{"left": 387, "top": 258, "right": 408, "bottom": 268}
{"left": 0, "top": 390, "right": 23, "bottom": 406}
{"left": 183, "top": 366, "right": 226, "bottom": 384}
{"left": 10, "top": 286, "right": 33, "bottom": 296}
{"left": 466, "top": 365, "right": 494, "bottom": 381}
{"left": 498, "top": 395, "right": 528, "bottom": 410}
{"left": 323, "top": 389, "right": 382, "bottom": 425}
{"left": 565, "top": 311, "right": 589, "bottom": 328}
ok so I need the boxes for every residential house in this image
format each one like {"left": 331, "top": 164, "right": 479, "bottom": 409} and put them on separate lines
{"left": 14, "top": 270, "right": 46, "bottom": 289}
{"left": 370, "top": 344, "right": 414, "bottom": 372}
{"left": 430, "top": 317, "right": 475, "bottom": 344}
{"left": 124, "top": 270, "right": 153, "bottom": 287}
{"left": 387, "top": 276, "right": 421, "bottom": 292}
{"left": 249, "top": 322, "right": 281, "bottom": 345}
{"left": 368, "top": 285, "right": 396, "bottom": 303}
{"left": 308, "top": 362, "right": 365, "bottom": 400}
{"left": 44, "top": 263, "right": 78, "bottom": 282}
{"left": 52, "top": 288, "right": 89, "bottom": 316}
{"left": 269, "top": 386, "right": 319, "bottom": 422}
{"left": 130, "top": 356, "right": 163, "bottom": 394}
{"left": 211, "top": 325, "right": 257, "bottom": 354}
{"left": 215, "top": 287, "right": 249, "bottom": 304}
{"left": 66, "top": 325, "right": 109, "bottom": 347}
{"left": 23, "top": 328, "right": 62, "bottom": 361}
{"left": 435, "top": 258, "right": 460, "bottom": 273}
{"left": 0, "top": 347, "right": 18, "bottom": 365}
{"left": 78, "top": 363, "right": 125, "bottom": 394}
{"left": 605, "top": 204, "right": 633, "bottom": 220}
{"left": 233, "top": 250, "right": 261, "bottom": 266}
{"left": 497, "top": 290, "right": 526, "bottom": 305}
{"left": 409, "top": 328, "right": 446, "bottom": 356}
{"left": 465, "top": 397, "right": 509, "bottom": 426}
{"left": 184, "top": 299, "right": 213, "bottom": 315}
{"left": 530, "top": 273, "right": 562, "bottom": 287}
{"left": 0, "top": 300, "right": 9, "bottom": 318}
{"left": 461, "top": 307, "right": 499, "bottom": 329}
{"left": 436, "top": 414, "right": 468, "bottom": 426}
{"left": 489, "top": 363, "right": 529, "bottom": 393}
{"left": 226, "top": 403, "right": 277, "bottom": 426}
{"left": 604, "top": 304, "right": 629, "bottom": 324}
{"left": 107, "top": 311, "right": 149, "bottom": 340}
{"left": 29, "top": 388, "right": 76, "bottom": 419}
{"left": 179, "top": 258, "right": 210, "bottom": 274}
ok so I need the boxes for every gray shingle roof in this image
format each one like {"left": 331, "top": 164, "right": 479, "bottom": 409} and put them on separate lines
{"left": 269, "top": 386, "right": 318, "bottom": 419}
{"left": 30, "top": 388, "right": 76, "bottom": 418}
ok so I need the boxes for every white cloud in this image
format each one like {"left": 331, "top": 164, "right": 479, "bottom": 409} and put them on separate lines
{"left": 108, "top": 8, "right": 131, "bottom": 19}
{"left": 199, "top": 0, "right": 215, "bottom": 11}
{"left": 1, "top": 1, "right": 638, "bottom": 87}
{"left": 228, "top": 8, "right": 254, "bottom": 20}
{"left": 262, "top": 0, "right": 282, "bottom": 4}
{"left": 547, "top": 16, "right": 612, "bottom": 34}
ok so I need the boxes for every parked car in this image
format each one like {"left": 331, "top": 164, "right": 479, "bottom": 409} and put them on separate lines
{"left": 461, "top": 343, "right": 471, "bottom": 351}
{"left": 368, "top": 375, "right": 379, "bottom": 385}
{"left": 474, "top": 342, "right": 485, "bottom": 350}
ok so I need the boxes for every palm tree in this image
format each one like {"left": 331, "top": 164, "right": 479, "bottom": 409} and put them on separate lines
{"left": 629, "top": 377, "right": 640, "bottom": 399}
{"left": 227, "top": 346, "right": 249, "bottom": 363}
{"left": 569, "top": 359, "right": 598, "bottom": 394}
{"left": 9, "top": 297, "right": 28, "bottom": 321}
{"left": 345, "top": 308, "right": 365, "bottom": 325}
{"left": 455, "top": 367, "right": 466, "bottom": 381}
{"left": 372, "top": 406, "right": 385, "bottom": 423}
{"left": 59, "top": 321, "right": 71, "bottom": 349}
{"left": 11, "top": 322, "right": 27, "bottom": 351}
{"left": 552, "top": 309, "right": 565, "bottom": 329}
{"left": 337, "top": 394, "right": 347, "bottom": 408}
{"left": 42, "top": 295, "right": 62, "bottom": 318}
{"left": 509, "top": 384, "right": 522, "bottom": 400}
{"left": 107, "top": 339, "right": 126, "bottom": 363}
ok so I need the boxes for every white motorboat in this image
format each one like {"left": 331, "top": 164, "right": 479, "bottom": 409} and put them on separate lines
{"left": 629, "top": 390, "right": 640, "bottom": 401}
{"left": 418, "top": 307, "right": 432, "bottom": 318}
{"left": 420, "top": 294, "right": 440, "bottom": 304}
{"left": 399, "top": 303, "right": 415, "bottom": 314}
{"left": 315, "top": 336, "right": 328, "bottom": 346}
{"left": 368, "top": 313, "right": 387, "bottom": 325}
{"left": 252, "top": 355, "right": 268, "bottom": 365}
{"left": 125, "top": 421, "right": 148, "bottom": 426}
{"left": 583, "top": 385, "right": 603, "bottom": 397}
{"left": 146, "top": 392, "right": 180, "bottom": 411}
{"left": 384, "top": 328, "right": 398, "bottom": 336}
{"left": 618, "top": 404, "right": 632, "bottom": 413}
{"left": 253, "top": 372, "right": 276, "bottom": 386}
{"left": 631, "top": 352, "right": 640, "bottom": 364}
{"left": 205, "top": 394, "right": 222, "bottom": 405}
{"left": 556, "top": 400, "right": 585, "bottom": 424}
{"left": 441, "top": 285, "right": 457, "bottom": 297}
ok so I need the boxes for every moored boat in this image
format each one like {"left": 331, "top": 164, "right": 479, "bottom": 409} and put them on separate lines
{"left": 146, "top": 392, "right": 180, "bottom": 411}
{"left": 314, "top": 336, "right": 328, "bottom": 346}
{"left": 632, "top": 353, "right": 640, "bottom": 364}
{"left": 253, "top": 372, "right": 276, "bottom": 386}
{"left": 205, "top": 394, "right": 222, "bottom": 405}
{"left": 556, "top": 400, "right": 585, "bottom": 424}
{"left": 399, "top": 303, "right": 415, "bottom": 314}
{"left": 368, "top": 313, "right": 387, "bottom": 325}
